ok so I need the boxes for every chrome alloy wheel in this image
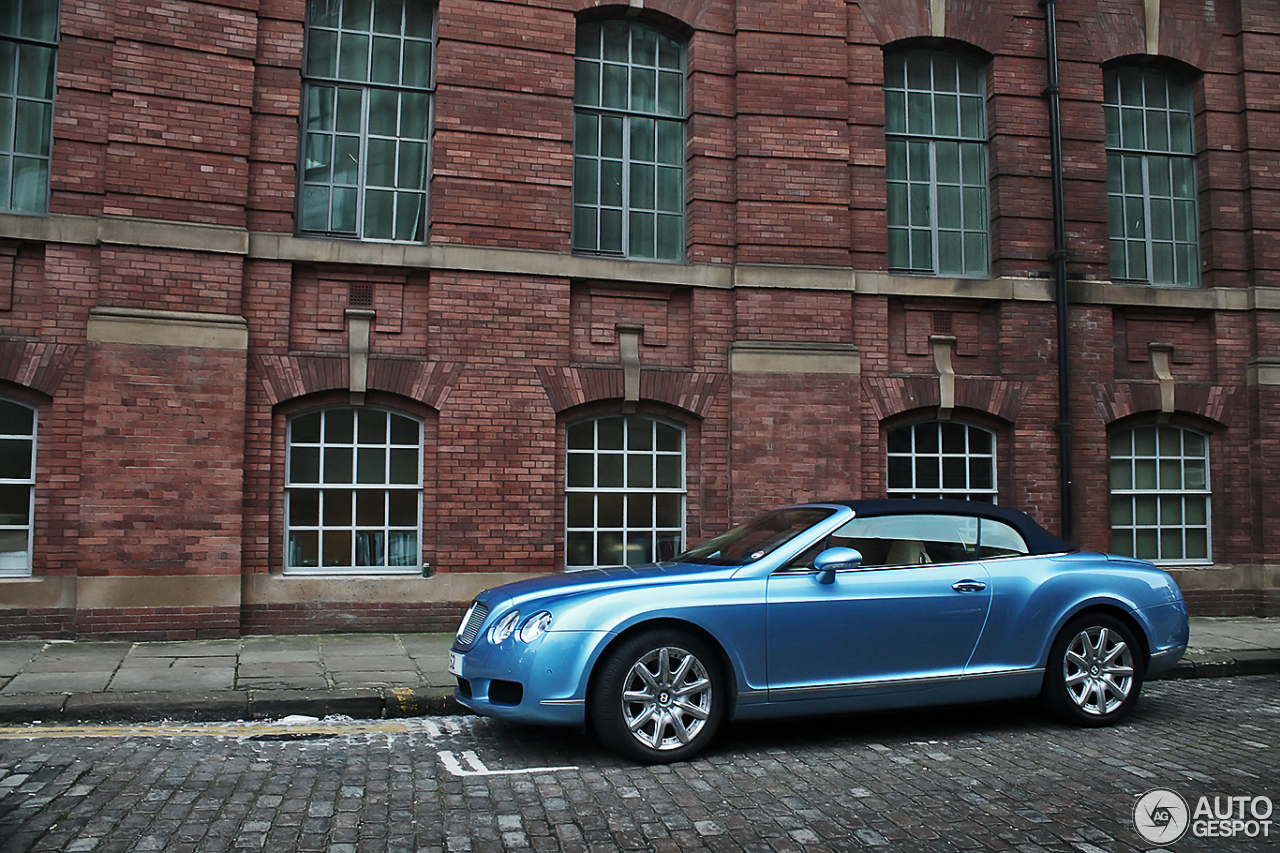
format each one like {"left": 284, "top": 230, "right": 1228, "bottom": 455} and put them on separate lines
{"left": 1062, "top": 625, "right": 1135, "bottom": 716}
{"left": 619, "top": 645, "right": 713, "bottom": 751}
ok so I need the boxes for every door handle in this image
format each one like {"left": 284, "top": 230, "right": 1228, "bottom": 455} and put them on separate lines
{"left": 952, "top": 580, "right": 987, "bottom": 593}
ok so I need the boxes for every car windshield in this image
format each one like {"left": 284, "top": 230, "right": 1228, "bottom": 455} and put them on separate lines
{"left": 675, "top": 507, "right": 837, "bottom": 566}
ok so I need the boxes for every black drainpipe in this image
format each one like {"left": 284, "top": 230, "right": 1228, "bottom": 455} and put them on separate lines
{"left": 1042, "top": 0, "right": 1074, "bottom": 542}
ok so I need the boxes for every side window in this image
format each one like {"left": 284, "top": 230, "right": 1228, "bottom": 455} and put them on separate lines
{"left": 1104, "top": 66, "right": 1199, "bottom": 287}
{"left": 565, "top": 415, "right": 685, "bottom": 568}
{"left": 886, "top": 421, "right": 996, "bottom": 501}
{"left": 977, "top": 518, "right": 1029, "bottom": 558}
{"left": 0, "top": 0, "right": 58, "bottom": 214}
{"left": 0, "top": 398, "right": 35, "bottom": 576}
{"left": 884, "top": 49, "right": 989, "bottom": 277}
{"left": 793, "top": 513, "right": 978, "bottom": 570}
{"left": 286, "top": 407, "right": 423, "bottom": 573}
{"left": 1110, "top": 424, "right": 1210, "bottom": 563}
{"left": 299, "top": 0, "right": 435, "bottom": 241}
{"left": 573, "top": 18, "right": 686, "bottom": 261}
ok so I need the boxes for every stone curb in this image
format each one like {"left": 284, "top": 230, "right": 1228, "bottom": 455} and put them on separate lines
{"left": 0, "top": 686, "right": 463, "bottom": 725}
{"left": 1158, "top": 651, "right": 1280, "bottom": 681}
{"left": 0, "top": 658, "right": 1273, "bottom": 726}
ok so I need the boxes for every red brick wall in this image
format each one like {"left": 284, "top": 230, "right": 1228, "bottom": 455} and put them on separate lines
{"left": 1, "top": 0, "right": 1278, "bottom": 640}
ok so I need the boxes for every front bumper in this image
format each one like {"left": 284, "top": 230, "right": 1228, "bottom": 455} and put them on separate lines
{"left": 449, "top": 629, "right": 611, "bottom": 727}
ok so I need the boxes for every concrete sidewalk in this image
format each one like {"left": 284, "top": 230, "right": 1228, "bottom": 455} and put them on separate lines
{"left": 0, "top": 617, "right": 1276, "bottom": 726}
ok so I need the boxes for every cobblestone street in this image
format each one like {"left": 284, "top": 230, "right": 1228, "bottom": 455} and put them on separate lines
{"left": 0, "top": 676, "right": 1276, "bottom": 852}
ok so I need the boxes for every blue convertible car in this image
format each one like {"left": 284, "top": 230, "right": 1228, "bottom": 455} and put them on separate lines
{"left": 449, "top": 500, "right": 1188, "bottom": 763}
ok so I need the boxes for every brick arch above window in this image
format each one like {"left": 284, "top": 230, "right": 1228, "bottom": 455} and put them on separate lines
{"left": 0, "top": 339, "right": 78, "bottom": 398}
{"left": 536, "top": 364, "right": 721, "bottom": 417}
{"left": 570, "top": 1, "right": 700, "bottom": 32}
{"left": 254, "top": 354, "right": 461, "bottom": 410}
{"left": 862, "top": 375, "right": 1028, "bottom": 423}
{"left": 1090, "top": 380, "right": 1237, "bottom": 429}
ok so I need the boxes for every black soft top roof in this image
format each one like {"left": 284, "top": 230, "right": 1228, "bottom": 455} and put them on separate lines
{"left": 824, "top": 499, "right": 1075, "bottom": 555}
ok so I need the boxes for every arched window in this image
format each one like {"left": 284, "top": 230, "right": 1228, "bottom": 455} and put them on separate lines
{"left": 1110, "top": 424, "right": 1210, "bottom": 563}
{"left": 573, "top": 18, "right": 686, "bottom": 261}
{"left": 0, "top": 398, "right": 35, "bottom": 576}
{"left": 565, "top": 415, "right": 685, "bottom": 568}
{"left": 1104, "top": 66, "right": 1199, "bottom": 287}
{"left": 886, "top": 421, "right": 996, "bottom": 502}
{"left": 884, "top": 49, "right": 989, "bottom": 277}
{"left": 286, "top": 407, "right": 423, "bottom": 573}
{"left": 298, "top": 0, "right": 436, "bottom": 241}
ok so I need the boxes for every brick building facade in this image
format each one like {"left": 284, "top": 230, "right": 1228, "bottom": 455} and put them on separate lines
{"left": 0, "top": 0, "right": 1276, "bottom": 639}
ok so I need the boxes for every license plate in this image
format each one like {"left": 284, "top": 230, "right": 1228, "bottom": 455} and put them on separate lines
{"left": 448, "top": 651, "right": 464, "bottom": 677}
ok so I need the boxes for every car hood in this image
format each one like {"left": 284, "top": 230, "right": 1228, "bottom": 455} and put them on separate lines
{"left": 477, "top": 560, "right": 735, "bottom": 611}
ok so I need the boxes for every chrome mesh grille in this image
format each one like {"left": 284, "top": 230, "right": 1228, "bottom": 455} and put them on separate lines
{"left": 456, "top": 601, "right": 489, "bottom": 647}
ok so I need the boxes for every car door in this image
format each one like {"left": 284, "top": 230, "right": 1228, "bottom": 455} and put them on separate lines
{"left": 765, "top": 513, "right": 992, "bottom": 703}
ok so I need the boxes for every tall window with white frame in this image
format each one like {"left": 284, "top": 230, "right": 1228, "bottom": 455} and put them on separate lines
{"left": 566, "top": 415, "right": 685, "bottom": 569}
{"left": 1104, "top": 66, "right": 1199, "bottom": 287}
{"left": 884, "top": 50, "right": 989, "bottom": 277}
{"left": 573, "top": 18, "right": 686, "bottom": 261}
{"left": 1110, "top": 425, "right": 1210, "bottom": 563}
{"left": 0, "top": 399, "right": 35, "bottom": 577}
{"left": 0, "top": 0, "right": 57, "bottom": 214}
{"left": 886, "top": 421, "right": 996, "bottom": 502}
{"left": 299, "top": 0, "right": 435, "bottom": 241}
{"left": 286, "top": 407, "right": 423, "bottom": 573}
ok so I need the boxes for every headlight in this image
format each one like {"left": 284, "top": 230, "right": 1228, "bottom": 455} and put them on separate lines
{"left": 518, "top": 611, "right": 553, "bottom": 643}
{"left": 489, "top": 610, "right": 520, "bottom": 644}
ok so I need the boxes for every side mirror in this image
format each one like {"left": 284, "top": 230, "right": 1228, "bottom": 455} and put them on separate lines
{"left": 814, "top": 547, "right": 863, "bottom": 585}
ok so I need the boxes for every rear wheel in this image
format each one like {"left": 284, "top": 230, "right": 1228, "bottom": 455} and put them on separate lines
{"left": 1043, "top": 613, "right": 1143, "bottom": 726}
{"left": 589, "top": 629, "right": 724, "bottom": 764}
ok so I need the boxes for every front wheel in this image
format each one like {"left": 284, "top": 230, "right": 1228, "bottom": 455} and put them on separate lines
{"left": 589, "top": 630, "right": 724, "bottom": 764}
{"left": 1042, "top": 613, "right": 1144, "bottom": 726}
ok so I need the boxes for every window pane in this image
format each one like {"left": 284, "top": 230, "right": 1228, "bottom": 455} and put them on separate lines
{"left": 567, "top": 416, "right": 685, "bottom": 569}
{"left": 598, "top": 493, "right": 623, "bottom": 526}
{"left": 887, "top": 422, "right": 995, "bottom": 501}
{"left": 0, "top": 483, "right": 30, "bottom": 524}
{"left": 598, "top": 418, "right": 624, "bottom": 449}
{"left": 1105, "top": 67, "right": 1198, "bottom": 286}
{"left": 1110, "top": 425, "right": 1209, "bottom": 563}
{"left": 288, "top": 407, "right": 423, "bottom": 573}
{"left": 356, "top": 490, "right": 385, "bottom": 525}
{"left": 575, "top": 20, "right": 684, "bottom": 259}
{"left": 567, "top": 493, "right": 593, "bottom": 527}
{"left": 290, "top": 531, "right": 320, "bottom": 567}
{"left": 301, "top": 0, "right": 434, "bottom": 241}
{"left": 289, "top": 490, "right": 320, "bottom": 526}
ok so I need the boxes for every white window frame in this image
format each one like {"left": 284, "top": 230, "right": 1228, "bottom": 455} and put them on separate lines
{"left": 565, "top": 415, "right": 686, "bottom": 569}
{"left": 285, "top": 406, "right": 423, "bottom": 575}
{"left": 887, "top": 421, "right": 997, "bottom": 502}
{"left": 1110, "top": 424, "right": 1211, "bottom": 565}
{"left": 0, "top": 398, "right": 36, "bottom": 577}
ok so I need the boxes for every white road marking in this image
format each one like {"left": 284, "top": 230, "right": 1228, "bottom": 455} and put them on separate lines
{"left": 438, "top": 749, "right": 577, "bottom": 776}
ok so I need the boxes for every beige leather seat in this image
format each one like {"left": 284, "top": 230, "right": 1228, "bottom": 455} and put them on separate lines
{"left": 885, "top": 538, "right": 931, "bottom": 566}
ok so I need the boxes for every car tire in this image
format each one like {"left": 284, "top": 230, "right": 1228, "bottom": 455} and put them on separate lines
{"left": 589, "top": 629, "right": 724, "bottom": 764}
{"left": 1042, "top": 613, "right": 1144, "bottom": 726}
